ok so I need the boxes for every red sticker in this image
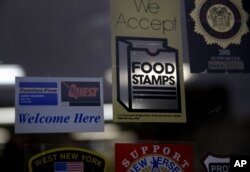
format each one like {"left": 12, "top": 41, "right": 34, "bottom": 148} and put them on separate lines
{"left": 115, "top": 143, "right": 194, "bottom": 172}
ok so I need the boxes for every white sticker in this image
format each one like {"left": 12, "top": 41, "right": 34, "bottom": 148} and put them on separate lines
{"left": 15, "top": 77, "right": 104, "bottom": 133}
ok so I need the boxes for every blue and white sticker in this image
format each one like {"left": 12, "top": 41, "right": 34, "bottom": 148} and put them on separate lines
{"left": 19, "top": 82, "right": 58, "bottom": 105}
{"left": 15, "top": 77, "right": 104, "bottom": 133}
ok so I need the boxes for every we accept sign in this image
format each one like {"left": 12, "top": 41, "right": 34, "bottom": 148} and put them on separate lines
{"left": 111, "top": 0, "right": 186, "bottom": 122}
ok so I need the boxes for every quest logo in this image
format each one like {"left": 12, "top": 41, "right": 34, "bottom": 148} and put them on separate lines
{"left": 61, "top": 81, "right": 100, "bottom": 106}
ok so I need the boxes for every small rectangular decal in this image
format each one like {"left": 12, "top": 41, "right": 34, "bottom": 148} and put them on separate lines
{"left": 15, "top": 77, "right": 104, "bottom": 133}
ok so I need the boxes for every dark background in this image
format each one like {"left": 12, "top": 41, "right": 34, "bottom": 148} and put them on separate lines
{"left": 0, "top": 0, "right": 249, "bottom": 171}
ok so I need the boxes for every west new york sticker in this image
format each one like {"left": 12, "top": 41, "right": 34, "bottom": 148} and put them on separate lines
{"left": 28, "top": 147, "right": 107, "bottom": 172}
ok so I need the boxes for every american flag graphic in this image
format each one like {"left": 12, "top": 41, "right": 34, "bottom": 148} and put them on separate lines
{"left": 54, "top": 161, "right": 84, "bottom": 172}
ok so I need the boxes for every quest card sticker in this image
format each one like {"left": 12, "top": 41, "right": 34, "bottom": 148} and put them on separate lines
{"left": 15, "top": 77, "right": 104, "bottom": 133}
{"left": 185, "top": 0, "right": 250, "bottom": 73}
{"left": 111, "top": 0, "right": 186, "bottom": 122}
{"left": 28, "top": 147, "right": 107, "bottom": 172}
{"left": 115, "top": 143, "right": 194, "bottom": 172}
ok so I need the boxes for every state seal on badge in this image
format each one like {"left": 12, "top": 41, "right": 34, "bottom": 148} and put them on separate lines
{"left": 190, "top": 0, "right": 249, "bottom": 48}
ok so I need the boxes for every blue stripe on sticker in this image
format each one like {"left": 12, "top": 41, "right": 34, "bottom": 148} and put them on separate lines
{"left": 19, "top": 82, "right": 57, "bottom": 88}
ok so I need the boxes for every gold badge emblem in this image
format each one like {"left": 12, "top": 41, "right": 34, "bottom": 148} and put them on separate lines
{"left": 190, "top": 0, "right": 249, "bottom": 48}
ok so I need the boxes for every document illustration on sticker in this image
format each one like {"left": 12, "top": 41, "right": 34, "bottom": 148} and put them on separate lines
{"left": 116, "top": 37, "right": 181, "bottom": 112}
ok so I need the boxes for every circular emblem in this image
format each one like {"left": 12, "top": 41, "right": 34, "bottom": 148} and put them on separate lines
{"left": 190, "top": 0, "right": 249, "bottom": 48}
{"left": 206, "top": 4, "right": 235, "bottom": 33}
{"left": 127, "top": 154, "right": 183, "bottom": 172}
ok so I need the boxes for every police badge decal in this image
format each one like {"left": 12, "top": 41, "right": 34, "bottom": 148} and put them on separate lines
{"left": 190, "top": 0, "right": 249, "bottom": 49}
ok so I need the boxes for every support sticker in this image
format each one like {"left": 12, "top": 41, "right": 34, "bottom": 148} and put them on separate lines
{"left": 15, "top": 77, "right": 104, "bottom": 133}
{"left": 28, "top": 147, "right": 107, "bottom": 172}
{"left": 115, "top": 143, "right": 194, "bottom": 172}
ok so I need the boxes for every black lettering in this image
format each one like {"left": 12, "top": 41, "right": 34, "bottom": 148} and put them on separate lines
{"left": 133, "top": 0, "right": 160, "bottom": 14}
{"left": 134, "top": 0, "right": 149, "bottom": 13}
{"left": 151, "top": 19, "right": 162, "bottom": 31}
{"left": 115, "top": 13, "right": 128, "bottom": 28}
{"left": 165, "top": 63, "right": 175, "bottom": 74}
{"left": 162, "top": 76, "right": 169, "bottom": 85}
{"left": 139, "top": 18, "right": 150, "bottom": 30}
{"left": 151, "top": 75, "right": 162, "bottom": 85}
{"left": 128, "top": 17, "right": 138, "bottom": 29}
{"left": 143, "top": 75, "right": 151, "bottom": 84}
{"left": 141, "top": 62, "right": 152, "bottom": 73}
{"left": 169, "top": 76, "right": 175, "bottom": 85}
{"left": 153, "top": 62, "right": 164, "bottom": 74}
{"left": 132, "top": 62, "right": 141, "bottom": 73}
{"left": 163, "top": 18, "right": 177, "bottom": 34}
{"left": 132, "top": 75, "right": 139, "bottom": 84}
